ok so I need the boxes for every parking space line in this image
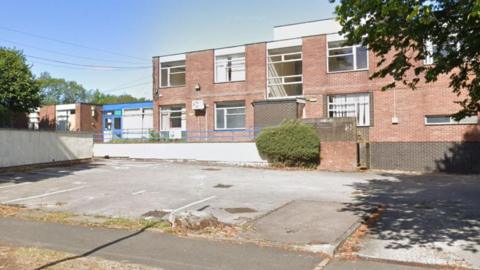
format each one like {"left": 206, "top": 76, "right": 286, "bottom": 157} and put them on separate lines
{"left": 132, "top": 190, "right": 146, "bottom": 195}
{"left": 169, "top": 196, "right": 217, "bottom": 213}
{"left": 1, "top": 186, "right": 85, "bottom": 204}
{"left": 0, "top": 182, "right": 31, "bottom": 190}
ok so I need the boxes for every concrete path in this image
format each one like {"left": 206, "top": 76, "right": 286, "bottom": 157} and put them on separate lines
{"left": 0, "top": 217, "right": 325, "bottom": 270}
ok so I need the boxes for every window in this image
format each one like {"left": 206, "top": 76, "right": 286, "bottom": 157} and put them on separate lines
{"left": 160, "top": 105, "right": 186, "bottom": 130}
{"left": 215, "top": 53, "right": 245, "bottom": 83}
{"left": 425, "top": 115, "right": 478, "bottom": 125}
{"left": 160, "top": 60, "right": 186, "bottom": 87}
{"left": 424, "top": 40, "right": 458, "bottom": 65}
{"left": 328, "top": 93, "right": 371, "bottom": 126}
{"left": 215, "top": 101, "right": 245, "bottom": 130}
{"left": 267, "top": 46, "right": 303, "bottom": 98}
{"left": 328, "top": 40, "right": 368, "bottom": 72}
{"left": 104, "top": 118, "right": 112, "bottom": 130}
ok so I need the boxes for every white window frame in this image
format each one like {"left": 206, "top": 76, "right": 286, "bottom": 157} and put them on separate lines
{"left": 424, "top": 115, "right": 478, "bottom": 126}
{"left": 160, "top": 106, "right": 186, "bottom": 131}
{"left": 214, "top": 102, "right": 246, "bottom": 130}
{"left": 160, "top": 61, "right": 186, "bottom": 88}
{"left": 327, "top": 40, "right": 368, "bottom": 73}
{"left": 215, "top": 53, "right": 246, "bottom": 83}
{"left": 327, "top": 93, "right": 371, "bottom": 127}
{"left": 267, "top": 49, "right": 303, "bottom": 99}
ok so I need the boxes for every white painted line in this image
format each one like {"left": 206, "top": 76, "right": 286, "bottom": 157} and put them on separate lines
{"left": 172, "top": 196, "right": 216, "bottom": 213}
{"left": 0, "top": 182, "right": 31, "bottom": 190}
{"left": 1, "top": 186, "right": 85, "bottom": 204}
{"left": 132, "top": 190, "right": 146, "bottom": 196}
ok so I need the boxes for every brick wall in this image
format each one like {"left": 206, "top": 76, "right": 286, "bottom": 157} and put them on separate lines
{"left": 318, "top": 141, "right": 358, "bottom": 171}
{"left": 153, "top": 43, "right": 265, "bottom": 141}
{"left": 75, "top": 104, "right": 102, "bottom": 133}
{"left": 39, "top": 105, "right": 56, "bottom": 130}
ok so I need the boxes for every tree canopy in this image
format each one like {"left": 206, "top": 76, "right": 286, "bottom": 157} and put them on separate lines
{"left": 0, "top": 47, "right": 40, "bottom": 113}
{"left": 332, "top": 0, "right": 480, "bottom": 119}
{"left": 37, "top": 72, "right": 150, "bottom": 105}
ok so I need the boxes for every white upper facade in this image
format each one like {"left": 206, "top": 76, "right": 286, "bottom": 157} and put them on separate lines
{"left": 273, "top": 18, "right": 341, "bottom": 40}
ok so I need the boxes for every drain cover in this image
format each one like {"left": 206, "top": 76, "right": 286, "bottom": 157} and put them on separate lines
{"left": 214, "top": 184, "right": 233, "bottom": 188}
{"left": 142, "top": 210, "right": 168, "bottom": 218}
{"left": 224, "top": 207, "right": 257, "bottom": 214}
{"left": 202, "top": 167, "right": 221, "bottom": 171}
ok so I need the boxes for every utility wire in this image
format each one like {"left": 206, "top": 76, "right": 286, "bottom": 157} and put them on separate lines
{"left": 0, "top": 37, "right": 148, "bottom": 65}
{"left": 25, "top": 54, "right": 151, "bottom": 70}
{"left": 103, "top": 81, "right": 151, "bottom": 93}
{"left": 0, "top": 25, "right": 149, "bottom": 61}
{"left": 103, "top": 76, "right": 151, "bottom": 92}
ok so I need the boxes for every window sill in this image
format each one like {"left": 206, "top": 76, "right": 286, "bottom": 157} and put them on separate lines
{"left": 327, "top": 68, "right": 368, "bottom": 74}
{"left": 214, "top": 80, "right": 246, "bottom": 85}
{"left": 214, "top": 128, "right": 246, "bottom": 132}
{"left": 266, "top": 95, "right": 305, "bottom": 100}
{"left": 159, "top": 85, "right": 186, "bottom": 89}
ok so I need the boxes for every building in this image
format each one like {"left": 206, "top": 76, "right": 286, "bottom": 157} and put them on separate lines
{"left": 28, "top": 103, "right": 102, "bottom": 133}
{"left": 151, "top": 18, "right": 480, "bottom": 172}
{"left": 101, "top": 102, "right": 153, "bottom": 142}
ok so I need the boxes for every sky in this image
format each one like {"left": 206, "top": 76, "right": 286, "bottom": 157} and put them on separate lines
{"left": 0, "top": 0, "right": 336, "bottom": 98}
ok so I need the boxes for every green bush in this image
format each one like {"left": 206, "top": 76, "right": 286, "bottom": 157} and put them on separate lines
{"left": 255, "top": 120, "right": 320, "bottom": 168}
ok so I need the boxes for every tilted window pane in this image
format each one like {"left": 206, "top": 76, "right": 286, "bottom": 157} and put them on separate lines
{"left": 161, "top": 69, "right": 168, "bottom": 87}
{"left": 170, "top": 73, "right": 185, "bottom": 86}
{"left": 216, "top": 109, "right": 225, "bottom": 129}
{"left": 329, "top": 47, "right": 353, "bottom": 56}
{"left": 328, "top": 55, "right": 354, "bottom": 72}
{"left": 356, "top": 46, "right": 368, "bottom": 69}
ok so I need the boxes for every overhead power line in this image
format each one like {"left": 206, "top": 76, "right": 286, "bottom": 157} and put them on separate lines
{"left": 0, "top": 37, "right": 148, "bottom": 65}
{"left": 0, "top": 25, "right": 149, "bottom": 61}
{"left": 103, "top": 81, "right": 151, "bottom": 93}
{"left": 25, "top": 54, "right": 151, "bottom": 70}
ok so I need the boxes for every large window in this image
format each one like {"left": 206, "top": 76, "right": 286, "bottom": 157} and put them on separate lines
{"left": 160, "top": 60, "right": 186, "bottom": 87}
{"left": 160, "top": 105, "right": 186, "bottom": 130}
{"left": 328, "top": 93, "right": 371, "bottom": 126}
{"left": 215, "top": 53, "right": 245, "bottom": 83}
{"left": 215, "top": 101, "right": 245, "bottom": 130}
{"left": 327, "top": 40, "right": 368, "bottom": 72}
{"left": 267, "top": 46, "right": 303, "bottom": 98}
{"left": 425, "top": 115, "right": 478, "bottom": 125}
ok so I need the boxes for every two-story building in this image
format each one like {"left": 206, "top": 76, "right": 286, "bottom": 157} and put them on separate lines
{"left": 152, "top": 18, "right": 480, "bottom": 172}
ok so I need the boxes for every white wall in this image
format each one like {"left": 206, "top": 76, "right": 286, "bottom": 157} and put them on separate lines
{"left": 273, "top": 19, "right": 341, "bottom": 40}
{"left": 0, "top": 129, "right": 93, "bottom": 168}
{"left": 94, "top": 143, "right": 267, "bottom": 165}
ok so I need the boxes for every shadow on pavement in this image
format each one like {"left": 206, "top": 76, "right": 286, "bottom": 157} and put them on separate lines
{"left": 34, "top": 222, "right": 156, "bottom": 270}
{"left": 342, "top": 173, "right": 480, "bottom": 252}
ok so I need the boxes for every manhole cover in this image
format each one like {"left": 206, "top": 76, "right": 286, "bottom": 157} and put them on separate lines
{"left": 224, "top": 207, "right": 257, "bottom": 214}
{"left": 142, "top": 210, "right": 168, "bottom": 218}
{"left": 214, "top": 184, "right": 233, "bottom": 188}
{"left": 202, "top": 167, "right": 221, "bottom": 171}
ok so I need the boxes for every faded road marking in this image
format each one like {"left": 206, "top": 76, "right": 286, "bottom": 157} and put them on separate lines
{"left": 166, "top": 196, "right": 217, "bottom": 213}
{"left": 1, "top": 186, "right": 85, "bottom": 204}
{"left": 132, "top": 190, "right": 146, "bottom": 196}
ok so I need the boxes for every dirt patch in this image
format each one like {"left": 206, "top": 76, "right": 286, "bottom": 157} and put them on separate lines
{"left": 0, "top": 245, "right": 155, "bottom": 270}
{"left": 224, "top": 207, "right": 257, "bottom": 214}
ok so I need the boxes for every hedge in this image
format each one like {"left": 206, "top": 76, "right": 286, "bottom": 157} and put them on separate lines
{"left": 255, "top": 120, "right": 320, "bottom": 167}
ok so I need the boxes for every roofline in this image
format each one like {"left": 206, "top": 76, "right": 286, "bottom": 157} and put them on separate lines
{"left": 152, "top": 17, "right": 340, "bottom": 59}
{"left": 273, "top": 17, "right": 337, "bottom": 28}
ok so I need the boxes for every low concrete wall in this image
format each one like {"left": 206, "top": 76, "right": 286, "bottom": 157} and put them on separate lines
{"left": 0, "top": 129, "right": 93, "bottom": 168}
{"left": 93, "top": 143, "right": 267, "bottom": 165}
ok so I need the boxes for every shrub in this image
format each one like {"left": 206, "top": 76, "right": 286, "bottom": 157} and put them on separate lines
{"left": 255, "top": 120, "right": 320, "bottom": 168}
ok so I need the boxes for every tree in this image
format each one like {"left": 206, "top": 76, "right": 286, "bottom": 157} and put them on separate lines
{"left": 0, "top": 47, "right": 40, "bottom": 113}
{"left": 37, "top": 72, "right": 89, "bottom": 105}
{"left": 331, "top": 0, "right": 480, "bottom": 119}
{"left": 87, "top": 89, "right": 149, "bottom": 105}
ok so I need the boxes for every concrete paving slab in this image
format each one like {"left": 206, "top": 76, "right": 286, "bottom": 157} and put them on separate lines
{"left": 246, "top": 200, "right": 362, "bottom": 254}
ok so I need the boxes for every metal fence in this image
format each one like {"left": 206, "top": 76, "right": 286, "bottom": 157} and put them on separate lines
{"left": 94, "top": 128, "right": 259, "bottom": 143}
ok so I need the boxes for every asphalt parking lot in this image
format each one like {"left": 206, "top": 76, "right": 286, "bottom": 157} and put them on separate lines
{"left": 0, "top": 159, "right": 375, "bottom": 224}
{"left": 0, "top": 159, "right": 479, "bottom": 268}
